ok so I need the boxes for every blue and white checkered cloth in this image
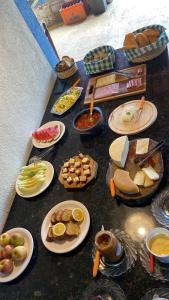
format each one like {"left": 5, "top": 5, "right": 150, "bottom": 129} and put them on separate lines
{"left": 83, "top": 45, "right": 115, "bottom": 75}
{"left": 124, "top": 25, "right": 168, "bottom": 62}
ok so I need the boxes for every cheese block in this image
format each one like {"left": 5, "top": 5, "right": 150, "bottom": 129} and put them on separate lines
{"left": 142, "top": 165, "right": 159, "bottom": 181}
{"left": 133, "top": 171, "right": 145, "bottom": 186}
{"left": 136, "top": 138, "right": 149, "bottom": 155}
{"left": 113, "top": 169, "right": 139, "bottom": 194}
{"left": 96, "top": 74, "right": 116, "bottom": 88}
{"left": 144, "top": 174, "right": 154, "bottom": 187}
{"left": 109, "top": 136, "right": 129, "bottom": 168}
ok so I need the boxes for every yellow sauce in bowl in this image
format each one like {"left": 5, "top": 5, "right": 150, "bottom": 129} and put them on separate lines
{"left": 150, "top": 234, "right": 169, "bottom": 255}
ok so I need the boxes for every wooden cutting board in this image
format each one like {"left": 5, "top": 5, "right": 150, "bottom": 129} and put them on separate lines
{"left": 108, "top": 100, "right": 157, "bottom": 135}
{"left": 110, "top": 139, "right": 164, "bottom": 203}
{"left": 84, "top": 64, "right": 146, "bottom": 105}
{"left": 59, "top": 154, "right": 98, "bottom": 189}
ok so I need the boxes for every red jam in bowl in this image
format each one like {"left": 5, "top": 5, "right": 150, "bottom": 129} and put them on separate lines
{"left": 75, "top": 111, "right": 101, "bottom": 129}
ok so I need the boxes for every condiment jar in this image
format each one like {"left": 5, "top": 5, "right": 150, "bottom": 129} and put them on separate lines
{"left": 95, "top": 230, "right": 123, "bottom": 263}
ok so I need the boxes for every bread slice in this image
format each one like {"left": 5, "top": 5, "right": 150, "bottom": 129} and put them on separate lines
{"left": 55, "top": 209, "right": 63, "bottom": 222}
{"left": 65, "top": 222, "right": 80, "bottom": 237}
{"left": 61, "top": 209, "right": 72, "bottom": 222}
{"left": 114, "top": 169, "right": 139, "bottom": 194}
{"left": 123, "top": 33, "right": 139, "bottom": 49}
{"left": 46, "top": 227, "right": 54, "bottom": 242}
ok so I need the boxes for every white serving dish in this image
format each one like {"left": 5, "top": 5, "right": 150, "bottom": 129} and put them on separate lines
{"left": 32, "top": 121, "right": 65, "bottom": 149}
{"left": 16, "top": 161, "right": 54, "bottom": 198}
{"left": 41, "top": 200, "right": 90, "bottom": 254}
{"left": 0, "top": 228, "right": 33, "bottom": 283}
{"left": 145, "top": 227, "right": 169, "bottom": 263}
{"left": 51, "top": 86, "right": 83, "bottom": 116}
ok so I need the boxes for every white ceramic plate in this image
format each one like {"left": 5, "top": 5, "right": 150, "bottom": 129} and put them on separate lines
{"left": 0, "top": 228, "right": 34, "bottom": 283}
{"left": 15, "top": 161, "right": 54, "bottom": 198}
{"left": 41, "top": 200, "right": 90, "bottom": 254}
{"left": 32, "top": 121, "right": 65, "bottom": 149}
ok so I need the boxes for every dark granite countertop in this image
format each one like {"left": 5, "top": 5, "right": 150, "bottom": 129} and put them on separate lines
{"left": 2, "top": 48, "right": 169, "bottom": 300}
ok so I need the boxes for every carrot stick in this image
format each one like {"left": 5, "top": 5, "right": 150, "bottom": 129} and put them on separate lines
{"left": 72, "top": 78, "right": 80, "bottom": 88}
{"left": 140, "top": 96, "right": 145, "bottom": 109}
{"left": 92, "top": 250, "right": 100, "bottom": 277}
{"left": 90, "top": 95, "right": 94, "bottom": 116}
{"left": 109, "top": 178, "right": 116, "bottom": 197}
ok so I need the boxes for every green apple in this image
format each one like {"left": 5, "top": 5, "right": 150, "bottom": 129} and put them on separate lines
{"left": 12, "top": 246, "right": 27, "bottom": 262}
{"left": 0, "top": 232, "right": 11, "bottom": 247}
{"left": 10, "top": 233, "right": 25, "bottom": 247}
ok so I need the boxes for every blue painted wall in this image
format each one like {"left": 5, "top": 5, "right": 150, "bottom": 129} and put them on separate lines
{"left": 14, "top": 0, "right": 59, "bottom": 69}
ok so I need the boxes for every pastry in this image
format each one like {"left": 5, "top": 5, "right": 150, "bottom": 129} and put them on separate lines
{"left": 143, "top": 28, "right": 160, "bottom": 43}
{"left": 135, "top": 33, "right": 149, "bottom": 47}
{"left": 123, "top": 33, "right": 139, "bottom": 49}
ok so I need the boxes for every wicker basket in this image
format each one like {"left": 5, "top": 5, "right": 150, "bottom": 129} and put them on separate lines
{"left": 124, "top": 25, "right": 168, "bottom": 63}
{"left": 83, "top": 45, "right": 115, "bottom": 75}
{"left": 56, "top": 62, "right": 78, "bottom": 79}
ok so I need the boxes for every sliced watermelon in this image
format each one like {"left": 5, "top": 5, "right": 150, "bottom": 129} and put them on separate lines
{"left": 32, "top": 125, "right": 59, "bottom": 142}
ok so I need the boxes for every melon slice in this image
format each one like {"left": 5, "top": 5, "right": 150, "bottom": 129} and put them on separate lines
{"left": 32, "top": 125, "right": 60, "bottom": 143}
{"left": 114, "top": 169, "right": 139, "bottom": 194}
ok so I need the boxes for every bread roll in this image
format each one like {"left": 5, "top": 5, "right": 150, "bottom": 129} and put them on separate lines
{"left": 135, "top": 33, "right": 150, "bottom": 47}
{"left": 143, "top": 28, "right": 160, "bottom": 44}
{"left": 123, "top": 33, "right": 138, "bottom": 49}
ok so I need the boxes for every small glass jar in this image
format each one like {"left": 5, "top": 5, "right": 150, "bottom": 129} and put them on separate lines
{"left": 95, "top": 230, "right": 123, "bottom": 263}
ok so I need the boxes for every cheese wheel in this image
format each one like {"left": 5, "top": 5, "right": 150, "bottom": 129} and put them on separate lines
{"left": 109, "top": 136, "right": 129, "bottom": 168}
{"left": 114, "top": 169, "right": 139, "bottom": 194}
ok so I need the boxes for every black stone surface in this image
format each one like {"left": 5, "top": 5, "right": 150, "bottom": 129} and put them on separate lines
{"left": 2, "top": 48, "right": 169, "bottom": 300}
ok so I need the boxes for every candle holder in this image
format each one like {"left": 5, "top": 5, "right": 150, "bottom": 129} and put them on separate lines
{"left": 141, "top": 288, "right": 169, "bottom": 300}
{"left": 92, "top": 229, "right": 137, "bottom": 277}
{"left": 82, "top": 279, "right": 127, "bottom": 300}
{"left": 139, "top": 241, "right": 169, "bottom": 281}
{"left": 152, "top": 188, "right": 169, "bottom": 228}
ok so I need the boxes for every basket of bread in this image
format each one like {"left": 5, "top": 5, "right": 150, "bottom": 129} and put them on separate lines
{"left": 56, "top": 56, "right": 78, "bottom": 79}
{"left": 83, "top": 45, "right": 115, "bottom": 75}
{"left": 123, "top": 25, "right": 168, "bottom": 63}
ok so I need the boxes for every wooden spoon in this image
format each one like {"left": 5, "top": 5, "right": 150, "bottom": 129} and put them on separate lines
{"left": 89, "top": 95, "right": 94, "bottom": 121}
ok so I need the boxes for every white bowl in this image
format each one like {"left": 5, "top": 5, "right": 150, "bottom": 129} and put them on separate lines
{"left": 145, "top": 227, "right": 169, "bottom": 263}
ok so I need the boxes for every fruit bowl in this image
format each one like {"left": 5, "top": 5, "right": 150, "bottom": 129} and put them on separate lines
{"left": 73, "top": 107, "right": 104, "bottom": 135}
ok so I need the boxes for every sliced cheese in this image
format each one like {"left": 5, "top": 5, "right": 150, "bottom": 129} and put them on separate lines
{"left": 133, "top": 171, "right": 145, "bottom": 186}
{"left": 109, "top": 136, "right": 129, "bottom": 168}
{"left": 136, "top": 138, "right": 149, "bottom": 155}
{"left": 113, "top": 169, "right": 139, "bottom": 194}
{"left": 142, "top": 166, "right": 159, "bottom": 181}
{"left": 144, "top": 174, "right": 154, "bottom": 187}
